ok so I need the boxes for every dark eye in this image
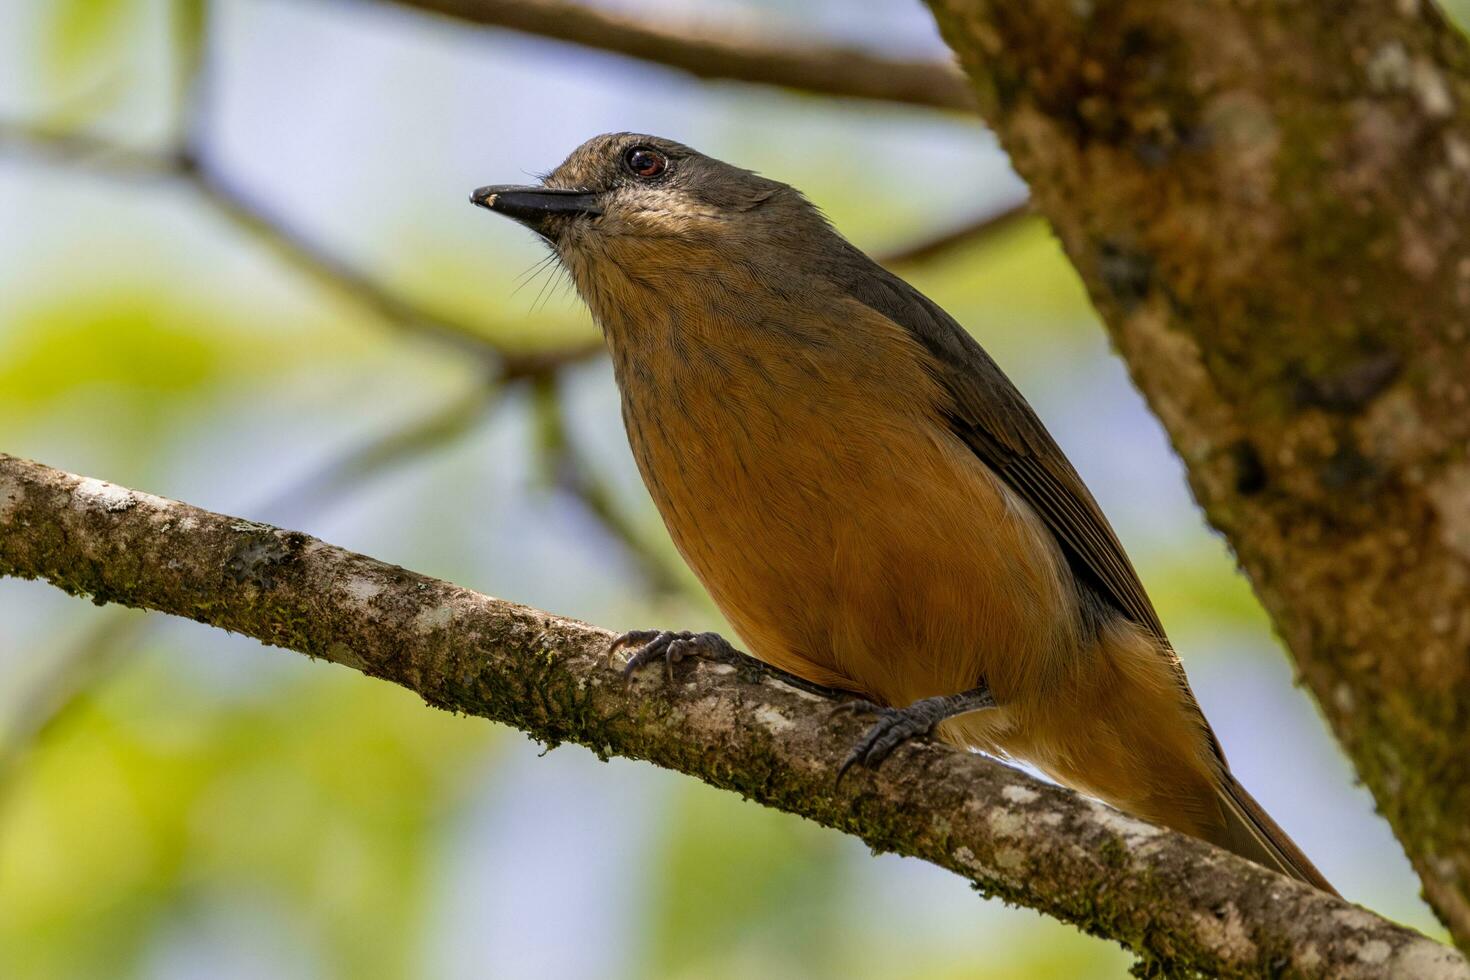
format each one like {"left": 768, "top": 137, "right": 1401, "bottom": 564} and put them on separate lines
{"left": 623, "top": 146, "right": 668, "bottom": 179}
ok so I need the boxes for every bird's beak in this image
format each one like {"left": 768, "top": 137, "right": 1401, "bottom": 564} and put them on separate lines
{"left": 469, "top": 184, "right": 602, "bottom": 235}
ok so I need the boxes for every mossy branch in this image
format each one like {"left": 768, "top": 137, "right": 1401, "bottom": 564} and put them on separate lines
{"left": 1, "top": 453, "right": 1461, "bottom": 978}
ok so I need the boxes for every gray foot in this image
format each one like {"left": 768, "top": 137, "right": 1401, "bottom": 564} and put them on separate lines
{"left": 610, "top": 628, "right": 852, "bottom": 699}
{"left": 610, "top": 629, "right": 741, "bottom": 682}
{"left": 836, "top": 685, "right": 996, "bottom": 779}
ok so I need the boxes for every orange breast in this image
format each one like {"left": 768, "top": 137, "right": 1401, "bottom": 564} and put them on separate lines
{"left": 613, "top": 297, "right": 1078, "bottom": 710}
{"left": 603, "top": 283, "right": 1230, "bottom": 854}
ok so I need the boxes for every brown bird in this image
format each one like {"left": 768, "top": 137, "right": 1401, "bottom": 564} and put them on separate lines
{"left": 470, "top": 133, "right": 1335, "bottom": 893}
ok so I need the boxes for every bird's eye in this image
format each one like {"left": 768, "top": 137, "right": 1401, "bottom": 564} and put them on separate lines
{"left": 623, "top": 146, "right": 668, "bottom": 179}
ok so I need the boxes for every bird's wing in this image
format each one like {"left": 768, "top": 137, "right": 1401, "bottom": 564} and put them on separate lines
{"left": 838, "top": 263, "right": 1168, "bottom": 641}
{"left": 832, "top": 260, "right": 1354, "bottom": 888}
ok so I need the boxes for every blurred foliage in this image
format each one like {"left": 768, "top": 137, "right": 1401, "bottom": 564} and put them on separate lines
{"left": 0, "top": 297, "right": 263, "bottom": 412}
{"left": 0, "top": 656, "right": 492, "bottom": 979}
{"left": 643, "top": 785, "right": 850, "bottom": 978}
{"left": 43, "top": 0, "right": 137, "bottom": 82}
{"left": 0, "top": 0, "right": 1448, "bottom": 977}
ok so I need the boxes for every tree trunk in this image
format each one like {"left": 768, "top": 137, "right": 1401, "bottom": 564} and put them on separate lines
{"left": 924, "top": 0, "right": 1470, "bottom": 946}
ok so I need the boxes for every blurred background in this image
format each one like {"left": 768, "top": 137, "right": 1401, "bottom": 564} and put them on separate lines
{"left": 0, "top": 0, "right": 1457, "bottom": 977}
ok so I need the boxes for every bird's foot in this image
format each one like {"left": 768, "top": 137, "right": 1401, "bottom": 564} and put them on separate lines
{"left": 610, "top": 628, "right": 852, "bottom": 698}
{"left": 835, "top": 685, "right": 996, "bottom": 780}
{"left": 610, "top": 629, "right": 742, "bottom": 683}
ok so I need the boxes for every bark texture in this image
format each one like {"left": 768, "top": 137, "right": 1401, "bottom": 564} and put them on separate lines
{"left": 923, "top": 0, "right": 1470, "bottom": 948}
{"left": 1, "top": 453, "right": 1463, "bottom": 977}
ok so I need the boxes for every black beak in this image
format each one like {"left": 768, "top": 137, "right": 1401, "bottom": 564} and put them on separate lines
{"left": 469, "top": 184, "right": 601, "bottom": 235}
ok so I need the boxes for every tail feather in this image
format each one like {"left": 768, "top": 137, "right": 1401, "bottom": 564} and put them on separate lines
{"left": 1214, "top": 773, "right": 1338, "bottom": 895}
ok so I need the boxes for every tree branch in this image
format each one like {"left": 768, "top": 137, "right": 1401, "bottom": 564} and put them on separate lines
{"left": 878, "top": 197, "right": 1031, "bottom": 267}
{"left": 255, "top": 379, "right": 505, "bottom": 521}
{"left": 528, "top": 372, "right": 688, "bottom": 599}
{"left": 0, "top": 452, "right": 1460, "bottom": 978}
{"left": 356, "top": 0, "right": 975, "bottom": 112}
{"left": 2, "top": 383, "right": 503, "bottom": 793}
{"left": 0, "top": 614, "right": 148, "bottom": 802}
{"left": 0, "top": 121, "right": 601, "bottom": 375}
{"left": 923, "top": 0, "right": 1470, "bottom": 947}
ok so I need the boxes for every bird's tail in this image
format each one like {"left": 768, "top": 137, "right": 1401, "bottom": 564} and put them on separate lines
{"left": 1211, "top": 771, "right": 1338, "bottom": 895}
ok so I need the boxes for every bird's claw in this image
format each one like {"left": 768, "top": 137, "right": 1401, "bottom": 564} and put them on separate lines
{"left": 828, "top": 698, "right": 883, "bottom": 720}
{"left": 611, "top": 629, "right": 739, "bottom": 682}
{"left": 835, "top": 686, "right": 996, "bottom": 782}
{"left": 836, "top": 703, "right": 939, "bottom": 781}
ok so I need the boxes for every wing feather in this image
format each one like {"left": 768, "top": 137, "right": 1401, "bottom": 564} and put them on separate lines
{"left": 831, "top": 257, "right": 1346, "bottom": 889}
{"left": 838, "top": 263, "right": 1167, "bottom": 642}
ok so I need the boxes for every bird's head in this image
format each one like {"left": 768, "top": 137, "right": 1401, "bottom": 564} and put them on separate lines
{"left": 471, "top": 133, "right": 841, "bottom": 316}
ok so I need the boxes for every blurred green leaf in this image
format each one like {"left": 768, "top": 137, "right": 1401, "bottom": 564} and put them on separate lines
{"left": 641, "top": 781, "right": 849, "bottom": 979}
{"left": 392, "top": 230, "right": 598, "bottom": 356}
{"left": 172, "top": 0, "right": 208, "bottom": 105}
{"left": 0, "top": 294, "right": 288, "bottom": 424}
{"left": 1443, "top": 0, "right": 1470, "bottom": 31}
{"left": 1144, "top": 546, "right": 1271, "bottom": 637}
{"left": 42, "top": 0, "right": 137, "bottom": 85}
{"left": 0, "top": 655, "right": 494, "bottom": 980}
{"left": 920, "top": 221, "right": 1093, "bottom": 325}
{"left": 1, "top": 302, "right": 218, "bottom": 407}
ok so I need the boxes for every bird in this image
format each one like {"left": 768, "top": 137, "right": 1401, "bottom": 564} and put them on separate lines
{"left": 470, "top": 132, "right": 1335, "bottom": 893}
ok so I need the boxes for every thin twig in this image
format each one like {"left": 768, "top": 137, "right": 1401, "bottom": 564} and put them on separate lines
{"left": 357, "top": 0, "right": 976, "bottom": 113}
{"left": 528, "top": 373, "right": 687, "bottom": 598}
{"left": 188, "top": 156, "right": 513, "bottom": 359}
{"left": 0, "top": 121, "right": 601, "bottom": 374}
{"left": 0, "top": 122, "right": 185, "bottom": 177}
{"left": 0, "top": 614, "right": 150, "bottom": 807}
{"left": 256, "top": 379, "right": 506, "bottom": 521}
{"left": 879, "top": 197, "right": 1032, "bottom": 267}
{"left": 0, "top": 382, "right": 508, "bottom": 796}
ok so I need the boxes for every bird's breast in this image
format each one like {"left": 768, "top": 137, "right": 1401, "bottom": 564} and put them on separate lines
{"left": 608, "top": 298, "right": 1076, "bottom": 705}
